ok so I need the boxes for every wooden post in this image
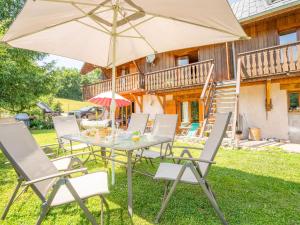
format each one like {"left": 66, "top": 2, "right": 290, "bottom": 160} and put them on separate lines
{"left": 131, "top": 94, "right": 143, "bottom": 113}
{"left": 198, "top": 98, "right": 204, "bottom": 122}
{"left": 140, "top": 95, "right": 143, "bottom": 113}
{"left": 176, "top": 99, "right": 181, "bottom": 131}
{"left": 226, "top": 42, "right": 231, "bottom": 80}
{"left": 188, "top": 101, "right": 192, "bottom": 123}
{"left": 266, "top": 79, "right": 272, "bottom": 111}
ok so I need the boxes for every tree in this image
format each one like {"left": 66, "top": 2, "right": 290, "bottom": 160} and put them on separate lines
{"left": 0, "top": 0, "right": 56, "bottom": 113}
{"left": 81, "top": 68, "right": 104, "bottom": 86}
{"left": 55, "top": 68, "right": 83, "bottom": 101}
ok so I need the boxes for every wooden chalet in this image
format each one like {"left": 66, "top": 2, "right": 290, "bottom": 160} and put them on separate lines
{"left": 81, "top": 0, "right": 300, "bottom": 143}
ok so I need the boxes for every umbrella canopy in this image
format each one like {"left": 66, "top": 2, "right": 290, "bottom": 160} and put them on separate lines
{"left": 89, "top": 91, "right": 131, "bottom": 107}
{"left": 2, "top": 0, "right": 247, "bottom": 67}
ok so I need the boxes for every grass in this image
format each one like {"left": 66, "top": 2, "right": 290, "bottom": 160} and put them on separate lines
{"left": 0, "top": 130, "right": 299, "bottom": 225}
{"left": 55, "top": 98, "right": 96, "bottom": 112}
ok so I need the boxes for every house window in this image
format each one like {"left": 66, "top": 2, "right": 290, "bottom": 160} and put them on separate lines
{"left": 279, "top": 31, "right": 297, "bottom": 45}
{"left": 288, "top": 92, "right": 300, "bottom": 112}
{"left": 191, "top": 101, "right": 199, "bottom": 122}
{"left": 121, "top": 67, "right": 129, "bottom": 76}
{"left": 279, "top": 31, "right": 298, "bottom": 62}
{"left": 177, "top": 56, "right": 189, "bottom": 66}
{"left": 181, "top": 102, "right": 189, "bottom": 123}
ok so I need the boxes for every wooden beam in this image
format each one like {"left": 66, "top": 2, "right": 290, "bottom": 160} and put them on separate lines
{"left": 280, "top": 83, "right": 300, "bottom": 90}
{"left": 199, "top": 99, "right": 204, "bottom": 122}
{"left": 131, "top": 94, "right": 143, "bottom": 112}
{"left": 225, "top": 42, "right": 231, "bottom": 80}
{"left": 156, "top": 96, "right": 164, "bottom": 113}
{"left": 266, "top": 79, "right": 272, "bottom": 111}
{"left": 140, "top": 95, "right": 143, "bottom": 112}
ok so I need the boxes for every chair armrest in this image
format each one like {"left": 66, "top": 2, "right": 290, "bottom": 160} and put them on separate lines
{"left": 23, "top": 168, "right": 88, "bottom": 186}
{"left": 166, "top": 156, "right": 215, "bottom": 164}
{"left": 172, "top": 146, "right": 204, "bottom": 151}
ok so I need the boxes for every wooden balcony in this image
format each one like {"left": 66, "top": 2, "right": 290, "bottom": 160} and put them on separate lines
{"left": 238, "top": 41, "right": 300, "bottom": 80}
{"left": 145, "top": 59, "right": 214, "bottom": 91}
{"left": 83, "top": 72, "right": 142, "bottom": 100}
{"left": 82, "top": 60, "right": 214, "bottom": 99}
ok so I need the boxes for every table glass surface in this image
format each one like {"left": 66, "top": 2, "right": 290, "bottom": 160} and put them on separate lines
{"left": 62, "top": 133, "right": 172, "bottom": 151}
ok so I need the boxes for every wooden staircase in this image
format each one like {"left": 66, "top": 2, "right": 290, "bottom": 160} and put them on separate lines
{"left": 200, "top": 59, "right": 241, "bottom": 141}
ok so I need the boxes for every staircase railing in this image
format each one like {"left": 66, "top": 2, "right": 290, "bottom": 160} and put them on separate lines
{"left": 199, "top": 63, "right": 215, "bottom": 137}
{"left": 232, "top": 58, "right": 241, "bottom": 139}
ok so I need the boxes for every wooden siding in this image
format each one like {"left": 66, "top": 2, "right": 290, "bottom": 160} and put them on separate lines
{"left": 82, "top": 8, "right": 300, "bottom": 100}
{"left": 235, "top": 9, "right": 300, "bottom": 54}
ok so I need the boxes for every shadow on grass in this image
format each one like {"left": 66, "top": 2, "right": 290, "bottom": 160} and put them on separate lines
{"left": 105, "top": 162, "right": 300, "bottom": 225}
{"left": 0, "top": 154, "right": 299, "bottom": 225}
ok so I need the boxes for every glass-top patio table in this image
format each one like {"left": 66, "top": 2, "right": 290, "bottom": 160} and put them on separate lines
{"left": 61, "top": 133, "right": 172, "bottom": 217}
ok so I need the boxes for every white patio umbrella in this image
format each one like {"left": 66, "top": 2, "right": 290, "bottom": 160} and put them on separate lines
{"left": 2, "top": 0, "right": 247, "bottom": 184}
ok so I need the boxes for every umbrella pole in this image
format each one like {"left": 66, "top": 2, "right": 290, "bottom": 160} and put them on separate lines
{"left": 110, "top": 3, "right": 118, "bottom": 185}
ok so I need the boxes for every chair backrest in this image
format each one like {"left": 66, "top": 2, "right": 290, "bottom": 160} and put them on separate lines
{"left": 199, "top": 112, "right": 231, "bottom": 177}
{"left": 127, "top": 113, "right": 149, "bottom": 134}
{"left": 53, "top": 116, "right": 81, "bottom": 145}
{"left": 152, "top": 114, "right": 178, "bottom": 140}
{"left": 37, "top": 101, "right": 53, "bottom": 113}
{"left": 0, "top": 122, "right": 58, "bottom": 201}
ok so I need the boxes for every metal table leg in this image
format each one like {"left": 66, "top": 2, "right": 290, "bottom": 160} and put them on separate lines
{"left": 127, "top": 150, "right": 133, "bottom": 217}
{"left": 101, "top": 147, "right": 107, "bottom": 167}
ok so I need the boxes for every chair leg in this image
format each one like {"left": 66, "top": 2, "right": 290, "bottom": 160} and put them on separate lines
{"left": 162, "top": 181, "right": 171, "bottom": 202}
{"left": 1, "top": 180, "right": 22, "bottom": 220}
{"left": 190, "top": 166, "right": 228, "bottom": 225}
{"left": 155, "top": 163, "right": 192, "bottom": 223}
{"left": 35, "top": 203, "right": 50, "bottom": 225}
{"left": 100, "top": 196, "right": 104, "bottom": 225}
{"left": 90, "top": 146, "right": 98, "bottom": 162}
{"left": 149, "top": 158, "right": 155, "bottom": 167}
{"left": 65, "top": 180, "right": 98, "bottom": 225}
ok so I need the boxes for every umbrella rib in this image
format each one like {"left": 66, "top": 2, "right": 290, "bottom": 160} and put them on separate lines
{"left": 117, "top": 8, "right": 157, "bottom": 54}
{"left": 118, "top": 35, "right": 142, "bottom": 39}
{"left": 39, "top": 0, "right": 101, "bottom": 7}
{"left": 71, "top": 3, "right": 111, "bottom": 33}
{"left": 117, "top": 16, "right": 155, "bottom": 35}
{"left": 4, "top": 0, "right": 111, "bottom": 43}
{"left": 75, "top": 20, "right": 110, "bottom": 34}
{"left": 121, "top": 7, "right": 246, "bottom": 39}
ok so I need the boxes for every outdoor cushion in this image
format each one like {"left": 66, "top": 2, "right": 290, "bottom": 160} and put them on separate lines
{"left": 51, "top": 172, "right": 109, "bottom": 206}
{"left": 154, "top": 163, "right": 200, "bottom": 184}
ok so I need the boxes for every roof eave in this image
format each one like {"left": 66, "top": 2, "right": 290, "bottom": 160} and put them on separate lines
{"left": 239, "top": 1, "right": 300, "bottom": 25}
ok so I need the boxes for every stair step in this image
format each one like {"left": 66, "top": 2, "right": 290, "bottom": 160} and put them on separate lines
{"left": 216, "top": 82, "right": 236, "bottom": 88}
{"left": 214, "top": 96, "right": 236, "bottom": 100}
{"left": 215, "top": 88, "right": 236, "bottom": 93}
{"left": 212, "top": 102, "right": 235, "bottom": 105}
{"left": 214, "top": 92, "right": 236, "bottom": 96}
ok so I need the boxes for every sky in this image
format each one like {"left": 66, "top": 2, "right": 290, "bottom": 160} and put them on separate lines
{"left": 40, "top": 55, "right": 84, "bottom": 70}
{"left": 41, "top": 0, "right": 238, "bottom": 70}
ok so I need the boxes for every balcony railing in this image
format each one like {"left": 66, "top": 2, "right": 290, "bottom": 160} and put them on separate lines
{"left": 83, "top": 72, "right": 142, "bottom": 100}
{"left": 145, "top": 59, "right": 213, "bottom": 91}
{"left": 238, "top": 41, "right": 300, "bottom": 79}
{"left": 82, "top": 59, "right": 214, "bottom": 99}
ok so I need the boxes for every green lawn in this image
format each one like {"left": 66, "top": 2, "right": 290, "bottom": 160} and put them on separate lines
{"left": 55, "top": 98, "right": 97, "bottom": 112}
{"left": 0, "top": 130, "right": 299, "bottom": 225}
